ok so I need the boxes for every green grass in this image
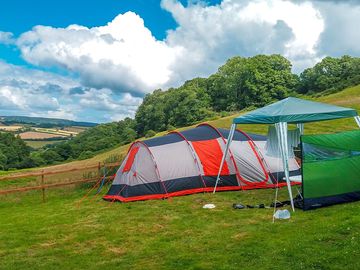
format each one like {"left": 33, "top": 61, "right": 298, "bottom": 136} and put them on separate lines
{"left": 1, "top": 85, "right": 360, "bottom": 269}
{"left": 25, "top": 140, "right": 65, "bottom": 149}
{"left": 1, "top": 187, "right": 360, "bottom": 270}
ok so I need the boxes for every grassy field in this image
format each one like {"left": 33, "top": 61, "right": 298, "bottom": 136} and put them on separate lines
{"left": 33, "top": 127, "right": 78, "bottom": 136}
{"left": 63, "top": 126, "right": 87, "bottom": 133}
{"left": 1, "top": 186, "right": 360, "bottom": 269}
{"left": 19, "top": 131, "right": 67, "bottom": 140}
{"left": 0, "top": 85, "right": 360, "bottom": 269}
{"left": 0, "top": 125, "right": 23, "bottom": 131}
{"left": 25, "top": 140, "right": 65, "bottom": 149}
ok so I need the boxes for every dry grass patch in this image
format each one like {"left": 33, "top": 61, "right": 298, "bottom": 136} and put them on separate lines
{"left": 19, "top": 131, "right": 66, "bottom": 139}
{"left": 0, "top": 125, "right": 23, "bottom": 131}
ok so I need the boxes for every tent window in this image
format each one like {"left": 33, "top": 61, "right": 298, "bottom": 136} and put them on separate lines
{"left": 122, "top": 147, "right": 140, "bottom": 173}
{"left": 192, "top": 139, "right": 230, "bottom": 176}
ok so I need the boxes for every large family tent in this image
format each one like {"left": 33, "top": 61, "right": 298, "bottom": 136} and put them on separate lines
{"left": 216, "top": 97, "right": 360, "bottom": 211}
{"left": 104, "top": 124, "right": 300, "bottom": 202}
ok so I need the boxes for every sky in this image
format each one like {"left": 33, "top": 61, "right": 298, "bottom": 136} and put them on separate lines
{"left": 0, "top": 0, "right": 359, "bottom": 123}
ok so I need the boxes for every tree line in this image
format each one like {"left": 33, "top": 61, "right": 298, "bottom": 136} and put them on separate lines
{"left": 1, "top": 54, "right": 360, "bottom": 170}
{"left": 135, "top": 54, "right": 360, "bottom": 135}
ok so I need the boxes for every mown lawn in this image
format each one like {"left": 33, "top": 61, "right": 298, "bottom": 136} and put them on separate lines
{"left": 1, "top": 186, "right": 360, "bottom": 270}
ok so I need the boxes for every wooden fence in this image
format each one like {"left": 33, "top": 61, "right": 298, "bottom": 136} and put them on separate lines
{"left": 0, "top": 162, "right": 121, "bottom": 201}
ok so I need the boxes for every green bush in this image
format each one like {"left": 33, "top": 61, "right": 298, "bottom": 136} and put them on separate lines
{"left": 0, "top": 133, "right": 33, "bottom": 170}
{"left": 145, "top": 130, "right": 156, "bottom": 138}
{"left": 167, "top": 125, "right": 176, "bottom": 131}
{"left": 78, "top": 151, "right": 94, "bottom": 160}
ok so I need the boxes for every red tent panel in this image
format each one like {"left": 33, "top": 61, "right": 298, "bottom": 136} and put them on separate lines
{"left": 122, "top": 146, "right": 139, "bottom": 173}
{"left": 192, "top": 139, "right": 229, "bottom": 176}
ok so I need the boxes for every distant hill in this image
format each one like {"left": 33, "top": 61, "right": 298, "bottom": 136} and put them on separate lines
{"left": 0, "top": 116, "right": 98, "bottom": 127}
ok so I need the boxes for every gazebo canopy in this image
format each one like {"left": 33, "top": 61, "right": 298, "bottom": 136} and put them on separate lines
{"left": 233, "top": 97, "right": 358, "bottom": 124}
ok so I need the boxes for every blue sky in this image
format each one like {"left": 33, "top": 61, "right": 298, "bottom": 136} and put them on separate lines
{"left": 0, "top": 0, "right": 359, "bottom": 123}
{"left": 0, "top": 0, "right": 192, "bottom": 66}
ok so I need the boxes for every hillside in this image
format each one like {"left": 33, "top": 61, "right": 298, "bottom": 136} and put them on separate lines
{"left": 1, "top": 84, "right": 360, "bottom": 269}
{"left": 2, "top": 55, "right": 360, "bottom": 171}
{"left": 0, "top": 115, "right": 97, "bottom": 127}
{"left": 0, "top": 85, "right": 360, "bottom": 269}
{"left": 2, "top": 83, "right": 359, "bottom": 177}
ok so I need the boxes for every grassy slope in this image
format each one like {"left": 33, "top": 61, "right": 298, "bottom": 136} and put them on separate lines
{"left": 1, "top": 85, "right": 360, "bottom": 269}
{"left": 25, "top": 140, "right": 65, "bottom": 149}
{"left": 6, "top": 84, "right": 359, "bottom": 177}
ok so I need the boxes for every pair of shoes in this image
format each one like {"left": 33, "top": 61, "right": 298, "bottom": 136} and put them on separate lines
{"left": 270, "top": 201, "right": 284, "bottom": 208}
{"left": 247, "top": 204, "right": 265, "bottom": 208}
{"left": 232, "top": 203, "right": 245, "bottom": 209}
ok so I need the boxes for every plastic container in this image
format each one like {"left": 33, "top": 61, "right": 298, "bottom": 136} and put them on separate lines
{"left": 273, "top": 209, "right": 291, "bottom": 219}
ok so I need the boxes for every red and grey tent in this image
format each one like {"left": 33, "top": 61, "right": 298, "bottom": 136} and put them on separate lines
{"left": 104, "top": 123, "right": 300, "bottom": 202}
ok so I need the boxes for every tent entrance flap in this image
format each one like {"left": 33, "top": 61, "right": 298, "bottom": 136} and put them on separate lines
{"left": 275, "top": 122, "right": 295, "bottom": 211}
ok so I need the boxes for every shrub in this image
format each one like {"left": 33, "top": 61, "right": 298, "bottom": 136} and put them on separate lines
{"left": 145, "top": 130, "right": 156, "bottom": 138}
{"left": 167, "top": 125, "right": 176, "bottom": 131}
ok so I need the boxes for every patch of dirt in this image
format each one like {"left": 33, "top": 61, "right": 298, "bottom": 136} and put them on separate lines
{"left": 231, "top": 231, "right": 249, "bottom": 240}
{"left": 107, "top": 246, "right": 127, "bottom": 256}
{"left": 39, "top": 241, "right": 57, "bottom": 248}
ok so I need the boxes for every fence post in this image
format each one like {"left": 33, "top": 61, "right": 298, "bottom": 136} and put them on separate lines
{"left": 41, "top": 170, "right": 45, "bottom": 203}
{"left": 97, "top": 162, "right": 101, "bottom": 177}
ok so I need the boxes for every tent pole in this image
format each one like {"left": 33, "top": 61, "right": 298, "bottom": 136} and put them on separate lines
{"left": 275, "top": 122, "right": 295, "bottom": 212}
{"left": 297, "top": 123, "right": 304, "bottom": 135}
{"left": 355, "top": 116, "right": 360, "bottom": 128}
{"left": 213, "top": 123, "right": 236, "bottom": 193}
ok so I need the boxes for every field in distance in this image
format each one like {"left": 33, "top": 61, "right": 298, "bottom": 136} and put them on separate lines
{"left": 25, "top": 140, "right": 65, "bottom": 149}
{"left": 19, "top": 131, "right": 67, "bottom": 140}
{"left": 0, "top": 125, "right": 23, "bottom": 132}
{"left": 18, "top": 128, "right": 86, "bottom": 148}
{"left": 0, "top": 116, "right": 95, "bottom": 149}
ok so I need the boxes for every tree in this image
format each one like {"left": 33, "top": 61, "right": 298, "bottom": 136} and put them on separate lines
{"left": 135, "top": 90, "right": 167, "bottom": 135}
{"left": 0, "top": 133, "right": 32, "bottom": 170}
{"left": 40, "top": 150, "right": 63, "bottom": 164}
{"left": 206, "top": 55, "right": 299, "bottom": 110}
{"left": 0, "top": 152, "right": 7, "bottom": 170}
{"left": 121, "top": 127, "right": 137, "bottom": 144}
{"left": 298, "top": 56, "right": 360, "bottom": 94}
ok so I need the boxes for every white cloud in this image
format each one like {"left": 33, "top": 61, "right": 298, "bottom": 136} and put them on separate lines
{"left": 29, "top": 108, "right": 77, "bottom": 121}
{"left": 0, "top": 61, "right": 71, "bottom": 113}
{"left": 16, "top": 12, "right": 182, "bottom": 95}
{"left": 78, "top": 88, "right": 141, "bottom": 114}
{"left": 15, "top": 0, "right": 326, "bottom": 93}
{"left": 314, "top": 1, "right": 360, "bottom": 56}
{"left": 163, "top": 0, "right": 325, "bottom": 76}
{"left": 0, "top": 31, "right": 14, "bottom": 45}
{"left": 1, "top": 0, "right": 360, "bottom": 123}
{"left": 0, "top": 61, "right": 141, "bottom": 122}
{"left": 0, "top": 85, "right": 59, "bottom": 111}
